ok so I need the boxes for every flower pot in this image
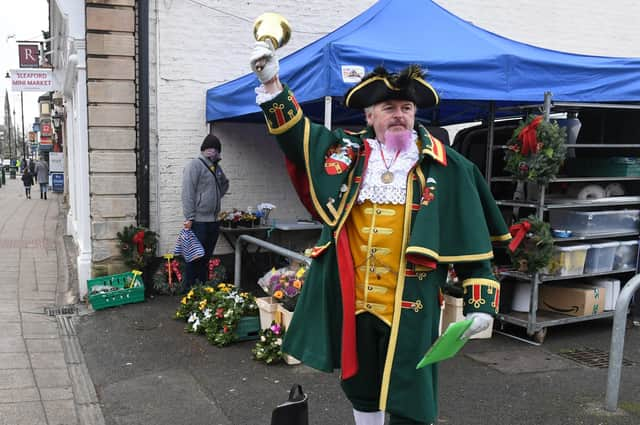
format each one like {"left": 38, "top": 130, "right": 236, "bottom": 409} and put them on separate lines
{"left": 276, "top": 304, "right": 301, "bottom": 365}
{"left": 256, "top": 296, "right": 279, "bottom": 330}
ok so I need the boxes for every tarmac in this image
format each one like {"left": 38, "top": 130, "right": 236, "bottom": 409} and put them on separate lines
{"left": 1, "top": 174, "right": 640, "bottom": 425}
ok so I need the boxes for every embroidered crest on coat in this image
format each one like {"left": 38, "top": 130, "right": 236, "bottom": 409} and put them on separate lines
{"left": 324, "top": 140, "right": 357, "bottom": 175}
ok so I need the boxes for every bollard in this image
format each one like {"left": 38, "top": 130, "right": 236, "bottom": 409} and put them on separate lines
{"left": 605, "top": 273, "right": 640, "bottom": 412}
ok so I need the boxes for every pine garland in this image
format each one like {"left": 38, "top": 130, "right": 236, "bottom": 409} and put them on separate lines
{"left": 504, "top": 115, "right": 568, "bottom": 184}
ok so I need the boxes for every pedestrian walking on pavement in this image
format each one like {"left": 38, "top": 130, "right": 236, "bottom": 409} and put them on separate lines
{"left": 35, "top": 157, "right": 49, "bottom": 200}
{"left": 21, "top": 167, "right": 33, "bottom": 199}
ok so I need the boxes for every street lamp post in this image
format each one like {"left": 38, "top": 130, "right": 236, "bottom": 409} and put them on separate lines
{"left": 20, "top": 92, "right": 25, "bottom": 162}
{"left": 12, "top": 108, "right": 17, "bottom": 161}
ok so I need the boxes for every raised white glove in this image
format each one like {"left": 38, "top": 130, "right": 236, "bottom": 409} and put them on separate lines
{"left": 250, "top": 41, "right": 279, "bottom": 83}
{"left": 461, "top": 312, "right": 493, "bottom": 339}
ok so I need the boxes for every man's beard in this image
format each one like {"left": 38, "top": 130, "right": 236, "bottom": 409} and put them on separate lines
{"left": 383, "top": 129, "right": 413, "bottom": 152}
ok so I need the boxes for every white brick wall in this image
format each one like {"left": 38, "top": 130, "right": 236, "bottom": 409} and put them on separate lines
{"left": 435, "top": 0, "right": 640, "bottom": 57}
{"left": 149, "top": 0, "right": 640, "bottom": 254}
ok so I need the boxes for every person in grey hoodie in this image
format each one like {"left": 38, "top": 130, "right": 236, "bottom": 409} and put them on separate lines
{"left": 34, "top": 157, "right": 49, "bottom": 200}
{"left": 181, "top": 134, "right": 229, "bottom": 290}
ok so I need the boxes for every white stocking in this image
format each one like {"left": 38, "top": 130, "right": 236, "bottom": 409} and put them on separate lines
{"left": 353, "top": 409, "right": 385, "bottom": 425}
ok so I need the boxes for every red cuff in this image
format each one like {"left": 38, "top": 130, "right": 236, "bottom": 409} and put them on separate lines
{"left": 406, "top": 254, "right": 437, "bottom": 271}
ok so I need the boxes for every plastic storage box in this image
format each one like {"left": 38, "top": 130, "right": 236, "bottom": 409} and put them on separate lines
{"left": 583, "top": 241, "right": 619, "bottom": 274}
{"left": 613, "top": 240, "right": 638, "bottom": 270}
{"left": 565, "top": 157, "right": 640, "bottom": 177}
{"left": 549, "top": 209, "right": 640, "bottom": 236}
{"left": 547, "top": 244, "right": 590, "bottom": 276}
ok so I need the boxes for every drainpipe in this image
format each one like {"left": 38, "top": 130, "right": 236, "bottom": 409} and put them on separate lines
{"left": 137, "top": 0, "right": 150, "bottom": 227}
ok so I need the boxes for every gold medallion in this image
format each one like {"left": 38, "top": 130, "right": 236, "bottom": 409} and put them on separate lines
{"left": 381, "top": 171, "right": 394, "bottom": 184}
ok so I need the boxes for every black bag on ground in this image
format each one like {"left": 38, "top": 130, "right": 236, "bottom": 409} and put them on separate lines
{"left": 270, "top": 384, "right": 309, "bottom": 425}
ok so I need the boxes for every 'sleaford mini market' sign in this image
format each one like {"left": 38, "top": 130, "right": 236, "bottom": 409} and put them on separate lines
{"left": 9, "top": 69, "right": 53, "bottom": 92}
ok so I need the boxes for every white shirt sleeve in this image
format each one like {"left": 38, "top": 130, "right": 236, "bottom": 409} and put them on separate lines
{"left": 255, "top": 84, "right": 283, "bottom": 105}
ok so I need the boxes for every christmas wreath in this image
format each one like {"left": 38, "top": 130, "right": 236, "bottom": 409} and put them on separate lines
{"left": 504, "top": 115, "right": 568, "bottom": 184}
{"left": 507, "top": 216, "right": 554, "bottom": 273}
{"left": 117, "top": 225, "right": 158, "bottom": 269}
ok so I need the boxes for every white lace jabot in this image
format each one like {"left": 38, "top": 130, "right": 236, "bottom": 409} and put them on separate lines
{"left": 357, "top": 136, "right": 419, "bottom": 204}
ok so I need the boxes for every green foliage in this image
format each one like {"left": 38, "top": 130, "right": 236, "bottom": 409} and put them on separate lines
{"left": 508, "top": 216, "right": 554, "bottom": 273}
{"left": 252, "top": 321, "right": 285, "bottom": 364}
{"left": 504, "top": 115, "right": 568, "bottom": 184}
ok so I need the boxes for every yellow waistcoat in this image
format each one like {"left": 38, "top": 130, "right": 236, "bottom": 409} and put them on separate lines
{"left": 346, "top": 200, "right": 405, "bottom": 325}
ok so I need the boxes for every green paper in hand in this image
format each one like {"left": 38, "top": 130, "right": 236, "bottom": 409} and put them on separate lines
{"left": 416, "top": 319, "right": 473, "bottom": 369}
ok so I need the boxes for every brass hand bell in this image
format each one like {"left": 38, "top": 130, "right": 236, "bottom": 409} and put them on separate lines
{"left": 253, "top": 13, "right": 291, "bottom": 72}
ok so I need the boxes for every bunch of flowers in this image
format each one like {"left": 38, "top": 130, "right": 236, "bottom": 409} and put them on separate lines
{"left": 252, "top": 321, "right": 284, "bottom": 364}
{"left": 117, "top": 225, "right": 158, "bottom": 269}
{"left": 504, "top": 115, "right": 568, "bottom": 184}
{"left": 175, "top": 283, "right": 258, "bottom": 347}
{"left": 257, "top": 264, "right": 308, "bottom": 312}
{"left": 506, "top": 215, "right": 554, "bottom": 273}
{"left": 207, "top": 257, "right": 227, "bottom": 285}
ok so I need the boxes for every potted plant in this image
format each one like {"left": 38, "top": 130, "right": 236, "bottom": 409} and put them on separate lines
{"left": 175, "top": 283, "right": 259, "bottom": 346}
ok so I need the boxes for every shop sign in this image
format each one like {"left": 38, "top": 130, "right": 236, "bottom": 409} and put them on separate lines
{"left": 52, "top": 173, "right": 64, "bottom": 193}
{"left": 18, "top": 44, "right": 40, "bottom": 68}
{"left": 40, "top": 119, "right": 52, "bottom": 137}
{"left": 9, "top": 69, "right": 53, "bottom": 92}
{"left": 49, "top": 152, "right": 64, "bottom": 172}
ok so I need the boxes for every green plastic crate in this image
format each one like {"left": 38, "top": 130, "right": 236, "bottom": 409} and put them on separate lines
{"left": 87, "top": 272, "right": 145, "bottom": 310}
{"left": 236, "top": 315, "right": 260, "bottom": 341}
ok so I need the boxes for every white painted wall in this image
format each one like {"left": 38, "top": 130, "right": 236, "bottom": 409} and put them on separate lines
{"left": 150, "top": 0, "right": 640, "bottom": 254}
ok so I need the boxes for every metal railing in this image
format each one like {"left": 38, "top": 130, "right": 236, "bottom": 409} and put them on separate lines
{"left": 233, "top": 234, "right": 311, "bottom": 288}
{"left": 605, "top": 273, "right": 640, "bottom": 412}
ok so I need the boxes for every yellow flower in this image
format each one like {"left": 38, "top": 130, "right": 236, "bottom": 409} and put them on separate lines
{"left": 199, "top": 299, "right": 207, "bottom": 310}
{"left": 181, "top": 297, "right": 187, "bottom": 305}
{"left": 273, "top": 290, "right": 284, "bottom": 299}
{"left": 296, "top": 267, "right": 306, "bottom": 278}
{"left": 187, "top": 289, "right": 194, "bottom": 299}
{"left": 217, "top": 283, "right": 226, "bottom": 289}
{"left": 205, "top": 287, "right": 214, "bottom": 293}
{"left": 240, "top": 292, "right": 250, "bottom": 298}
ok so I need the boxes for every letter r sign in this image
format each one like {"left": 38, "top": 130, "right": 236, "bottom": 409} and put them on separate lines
{"left": 18, "top": 44, "right": 40, "bottom": 68}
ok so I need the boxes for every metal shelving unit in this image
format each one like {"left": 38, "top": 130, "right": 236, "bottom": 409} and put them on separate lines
{"left": 487, "top": 94, "right": 640, "bottom": 342}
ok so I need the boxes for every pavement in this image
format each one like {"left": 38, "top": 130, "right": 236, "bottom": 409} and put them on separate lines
{"left": 2, "top": 174, "right": 640, "bottom": 425}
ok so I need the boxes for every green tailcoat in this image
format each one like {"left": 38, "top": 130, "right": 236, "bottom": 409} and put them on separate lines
{"left": 260, "top": 86, "right": 510, "bottom": 423}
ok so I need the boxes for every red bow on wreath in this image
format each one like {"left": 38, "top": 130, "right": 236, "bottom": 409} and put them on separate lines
{"left": 518, "top": 115, "right": 543, "bottom": 155}
{"left": 131, "top": 230, "right": 146, "bottom": 255}
{"left": 508, "top": 220, "right": 531, "bottom": 252}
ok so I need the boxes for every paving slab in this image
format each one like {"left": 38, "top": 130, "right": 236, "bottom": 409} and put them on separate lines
{"left": 33, "top": 368, "right": 72, "bottom": 388}
{"left": 0, "top": 322, "right": 22, "bottom": 337}
{"left": 0, "top": 369, "right": 36, "bottom": 390}
{"left": 0, "top": 387, "right": 40, "bottom": 403}
{"left": 25, "top": 338, "right": 63, "bottom": 353}
{"left": 43, "top": 399, "right": 79, "bottom": 425}
{"left": 29, "top": 351, "right": 68, "bottom": 369}
{"left": 0, "top": 337, "right": 26, "bottom": 353}
{"left": 40, "top": 386, "right": 74, "bottom": 401}
{"left": 0, "top": 401, "right": 47, "bottom": 425}
{"left": 0, "top": 352, "right": 31, "bottom": 369}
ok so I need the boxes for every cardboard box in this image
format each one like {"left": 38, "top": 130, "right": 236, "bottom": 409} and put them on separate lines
{"left": 539, "top": 285, "right": 606, "bottom": 317}
{"left": 440, "top": 295, "right": 493, "bottom": 339}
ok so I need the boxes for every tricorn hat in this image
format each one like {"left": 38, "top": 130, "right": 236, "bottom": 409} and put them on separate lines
{"left": 344, "top": 65, "right": 439, "bottom": 109}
